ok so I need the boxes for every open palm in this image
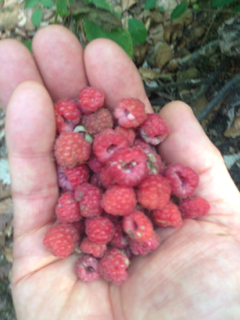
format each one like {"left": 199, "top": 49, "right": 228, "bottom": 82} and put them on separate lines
{"left": 1, "top": 26, "right": 240, "bottom": 320}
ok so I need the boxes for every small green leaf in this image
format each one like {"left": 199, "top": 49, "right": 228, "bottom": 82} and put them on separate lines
{"left": 84, "top": 18, "right": 133, "bottom": 57}
{"left": 158, "top": 6, "right": 164, "bottom": 12}
{"left": 23, "top": 40, "right": 32, "bottom": 52}
{"left": 144, "top": 0, "right": 157, "bottom": 10}
{"left": 128, "top": 18, "right": 147, "bottom": 46}
{"left": 193, "top": 3, "right": 199, "bottom": 9}
{"left": 41, "top": 0, "right": 55, "bottom": 7}
{"left": 91, "top": 0, "right": 113, "bottom": 11}
{"left": 25, "top": 0, "right": 38, "bottom": 9}
{"left": 68, "top": 0, "right": 74, "bottom": 5}
{"left": 171, "top": 1, "right": 188, "bottom": 19}
{"left": 234, "top": 4, "right": 240, "bottom": 11}
{"left": 31, "top": 8, "right": 43, "bottom": 27}
{"left": 56, "top": 0, "right": 68, "bottom": 16}
{"left": 211, "top": 0, "right": 237, "bottom": 7}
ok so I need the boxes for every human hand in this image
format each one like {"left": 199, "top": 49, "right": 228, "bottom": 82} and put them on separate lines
{"left": 1, "top": 25, "right": 240, "bottom": 320}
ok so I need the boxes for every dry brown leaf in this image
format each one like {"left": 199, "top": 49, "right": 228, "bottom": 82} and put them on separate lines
{"left": 122, "top": 0, "right": 136, "bottom": 11}
{"left": 4, "top": 246, "right": 13, "bottom": 263}
{"left": 155, "top": 43, "right": 173, "bottom": 69}
{"left": 164, "top": 23, "right": 183, "bottom": 45}
{"left": 224, "top": 116, "right": 240, "bottom": 138}
{"left": 139, "top": 67, "right": 161, "bottom": 81}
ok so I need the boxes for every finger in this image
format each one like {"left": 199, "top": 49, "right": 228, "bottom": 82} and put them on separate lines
{"left": 84, "top": 39, "right": 153, "bottom": 112}
{"left": 0, "top": 40, "right": 42, "bottom": 110}
{"left": 158, "top": 101, "right": 240, "bottom": 221}
{"left": 32, "top": 25, "right": 88, "bottom": 102}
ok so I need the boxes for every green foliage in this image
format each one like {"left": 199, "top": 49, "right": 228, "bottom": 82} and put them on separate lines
{"left": 85, "top": 0, "right": 113, "bottom": 11}
{"left": 25, "top": 0, "right": 38, "bottom": 9}
{"left": 128, "top": 18, "right": 147, "bottom": 46}
{"left": 57, "top": 0, "right": 68, "bottom": 16}
{"left": 171, "top": 1, "right": 188, "bottom": 19}
{"left": 211, "top": 0, "right": 238, "bottom": 7}
{"left": 23, "top": 40, "right": 32, "bottom": 52}
{"left": 31, "top": 8, "right": 43, "bottom": 27}
{"left": 40, "top": 0, "right": 55, "bottom": 7}
{"left": 234, "top": 4, "right": 240, "bottom": 11}
{"left": 0, "top": 0, "right": 4, "bottom": 3}
{"left": 193, "top": 3, "right": 199, "bottom": 9}
{"left": 144, "top": 0, "right": 157, "bottom": 10}
{"left": 84, "top": 18, "right": 133, "bottom": 57}
{"left": 158, "top": 6, "right": 164, "bottom": 12}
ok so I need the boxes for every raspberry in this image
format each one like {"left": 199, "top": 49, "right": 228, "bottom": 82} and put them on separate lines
{"left": 56, "top": 193, "right": 82, "bottom": 223}
{"left": 107, "top": 147, "right": 148, "bottom": 187}
{"left": 54, "top": 132, "right": 91, "bottom": 168}
{"left": 43, "top": 223, "right": 80, "bottom": 258}
{"left": 88, "top": 156, "right": 104, "bottom": 173}
{"left": 81, "top": 108, "right": 113, "bottom": 136}
{"left": 179, "top": 196, "right": 210, "bottom": 219}
{"left": 90, "top": 173, "right": 103, "bottom": 188}
{"left": 72, "top": 221, "right": 84, "bottom": 234}
{"left": 164, "top": 163, "right": 199, "bottom": 198}
{"left": 101, "top": 186, "right": 136, "bottom": 216}
{"left": 123, "top": 211, "right": 153, "bottom": 242}
{"left": 75, "top": 255, "right": 100, "bottom": 282}
{"left": 134, "top": 139, "right": 162, "bottom": 175}
{"left": 85, "top": 217, "right": 115, "bottom": 244}
{"left": 137, "top": 175, "right": 171, "bottom": 210}
{"left": 99, "top": 249, "right": 129, "bottom": 285}
{"left": 110, "top": 222, "right": 128, "bottom": 249}
{"left": 129, "top": 232, "right": 160, "bottom": 256}
{"left": 115, "top": 126, "right": 135, "bottom": 146}
{"left": 58, "top": 165, "right": 89, "bottom": 191}
{"left": 140, "top": 113, "right": 169, "bottom": 145}
{"left": 75, "top": 183, "right": 102, "bottom": 218}
{"left": 80, "top": 237, "right": 107, "bottom": 258}
{"left": 78, "top": 87, "right": 104, "bottom": 114}
{"left": 114, "top": 98, "right": 147, "bottom": 128}
{"left": 93, "top": 129, "right": 129, "bottom": 163}
{"left": 152, "top": 201, "right": 183, "bottom": 227}
{"left": 56, "top": 99, "right": 81, "bottom": 124}
{"left": 99, "top": 166, "right": 116, "bottom": 188}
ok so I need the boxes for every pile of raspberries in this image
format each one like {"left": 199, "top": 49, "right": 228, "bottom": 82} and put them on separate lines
{"left": 43, "top": 86, "right": 210, "bottom": 285}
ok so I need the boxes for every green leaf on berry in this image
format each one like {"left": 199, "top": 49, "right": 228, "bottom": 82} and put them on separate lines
{"left": 128, "top": 18, "right": 147, "bottom": 46}
{"left": 171, "top": 1, "right": 188, "bottom": 20}
{"left": 31, "top": 8, "right": 43, "bottom": 27}
{"left": 84, "top": 18, "right": 133, "bottom": 58}
{"left": 25, "top": 0, "right": 38, "bottom": 9}
{"left": 41, "top": 0, "right": 55, "bottom": 7}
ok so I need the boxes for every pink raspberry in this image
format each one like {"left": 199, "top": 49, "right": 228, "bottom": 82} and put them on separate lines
{"left": 57, "top": 164, "right": 89, "bottom": 191}
{"left": 85, "top": 217, "right": 115, "bottom": 244}
{"left": 115, "top": 126, "right": 136, "bottom": 146}
{"left": 56, "top": 99, "right": 81, "bottom": 124}
{"left": 81, "top": 108, "right": 113, "bottom": 136}
{"left": 114, "top": 98, "right": 147, "bottom": 128}
{"left": 54, "top": 132, "right": 91, "bottom": 168}
{"left": 75, "top": 255, "right": 100, "bottom": 282}
{"left": 129, "top": 232, "right": 160, "bottom": 256}
{"left": 164, "top": 163, "right": 199, "bottom": 198}
{"left": 101, "top": 186, "right": 136, "bottom": 216}
{"left": 99, "top": 166, "right": 116, "bottom": 188}
{"left": 107, "top": 147, "right": 148, "bottom": 187}
{"left": 93, "top": 129, "right": 129, "bottom": 163}
{"left": 110, "top": 222, "right": 128, "bottom": 249}
{"left": 140, "top": 113, "right": 169, "bottom": 145}
{"left": 99, "top": 249, "right": 129, "bottom": 285}
{"left": 179, "top": 196, "right": 210, "bottom": 219}
{"left": 137, "top": 175, "right": 171, "bottom": 210}
{"left": 152, "top": 201, "right": 183, "bottom": 227}
{"left": 88, "top": 156, "right": 104, "bottom": 173}
{"left": 80, "top": 237, "right": 107, "bottom": 258}
{"left": 54, "top": 103, "right": 78, "bottom": 134}
{"left": 134, "top": 139, "right": 162, "bottom": 174}
{"left": 78, "top": 87, "right": 104, "bottom": 114}
{"left": 123, "top": 211, "right": 153, "bottom": 242}
{"left": 56, "top": 192, "right": 82, "bottom": 223}
{"left": 43, "top": 223, "right": 80, "bottom": 258}
{"left": 75, "top": 183, "right": 102, "bottom": 218}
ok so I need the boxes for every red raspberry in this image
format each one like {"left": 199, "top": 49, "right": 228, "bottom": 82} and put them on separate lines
{"left": 90, "top": 173, "right": 103, "bottom": 188}
{"left": 115, "top": 126, "right": 135, "bottom": 146}
{"left": 54, "top": 132, "right": 91, "bottom": 168}
{"left": 43, "top": 223, "right": 80, "bottom": 258}
{"left": 72, "top": 221, "right": 84, "bottom": 234}
{"left": 134, "top": 139, "right": 162, "bottom": 174}
{"left": 110, "top": 222, "right": 128, "bottom": 249}
{"left": 152, "top": 201, "right": 183, "bottom": 227}
{"left": 54, "top": 103, "right": 76, "bottom": 134}
{"left": 78, "top": 87, "right": 104, "bottom": 114}
{"left": 81, "top": 108, "right": 113, "bottom": 136}
{"left": 164, "top": 163, "right": 199, "bottom": 198}
{"left": 99, "top": 166, "right": 116, "bottom": 188}
{"left": 93, "top": 129, "right": 129, "bottom": 163}
{"left": 56, "top": 193, "right": 82, "bottom": 223}
{"left": 75, "top": 183, "right": 102, "bottom": 218}
{"left": 101, "top": 186, "right": 136, "bottom": 216}
{"left": 56, "top": 99, "right": 81, "bottom": 124}
{"left": 114, "top": 98, "right": 147, "bottom": 128}
{"left": 137, "top": 175, "right": 171, "bottom": 210}
{"left": 88, "top": 156, "right": 104, "bottom": 173}
{"left": 179, "top": 196, "right": 210, "bottom": 219}
{"left": 57, "top": 165, "right": 89, "bottom": 191}
{"left": 140, "top": 113, "right": 169, "bottom": 145}
{"left": 129, "top": 232, "right": 160, "bottom": 256}
{"left": 85, "top": 217, "right": 115, "bottom": 244}
{"left": 107, "top": 147, "right": 148, "bottom": 187}
{"left": 80, "top": 237, "right": 107, "bottom": 258}
{"left": 99, "top": 249, "right": 129, "bottom": 285}
{"left": 123, "top": 211, "right": 153, "bottom": 242}
{"left": 75, "top": 255, "right": 100, "bottom": 282}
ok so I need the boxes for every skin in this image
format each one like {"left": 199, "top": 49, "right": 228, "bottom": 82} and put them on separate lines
{"left": 0, "top": 25, "right": 240, "bottom": 320}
